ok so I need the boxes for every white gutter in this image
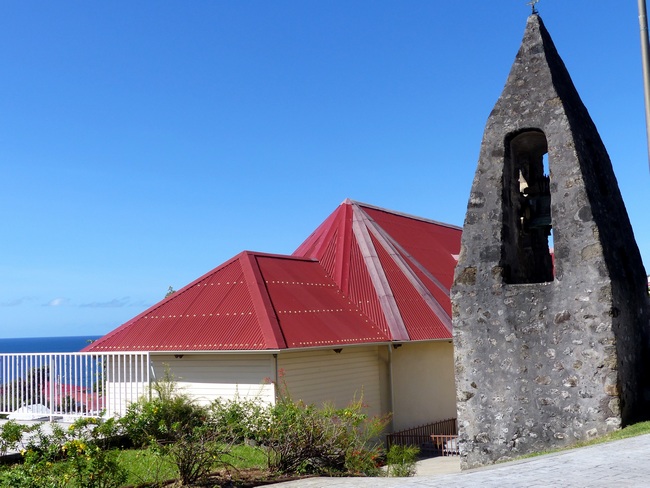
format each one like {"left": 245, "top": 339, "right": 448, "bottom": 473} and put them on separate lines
{"left": 147, "top": 349, "right": 282, "bottom": 356}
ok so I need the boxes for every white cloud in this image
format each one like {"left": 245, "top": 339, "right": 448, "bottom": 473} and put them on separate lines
{"left": 80, "top": 297, "right": 131, "bottom": 308}
{"left": 44, "top": 297, "right": 70, "bottom": 307}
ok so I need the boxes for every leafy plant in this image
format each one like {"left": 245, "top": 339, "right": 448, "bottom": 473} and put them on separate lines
{"left": 1, "top": 418, "right": 126, "bottom": 488}
{"left": 63, "top": 417, "right": 127, "bottom": 488}
{"left": 265, "top": 391, "right": 388, "bottom": 476}
{"left": 120, "top": 368, "right": 233, "bottom": 485}
{"left": 119, "top": 368, "right": 205, "bottom": 447}
{"left": 385, "top": 444, "right": 419, "bottom": 477}
{"left": 0, "top": 420, "right": 33, "bottom": 456}
{"left": 163, "top": 423, "right": 232, "bottom": 485}
{"left": 210, "top": 395, "right": 272, "bottom": 444}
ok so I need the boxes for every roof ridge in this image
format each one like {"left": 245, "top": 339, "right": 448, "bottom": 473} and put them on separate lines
{"left": 346, "top": 199, "right": 462, "bottom": 230}
{"left": 240, "top": 253, "right": 287, "bottom": 349}
{"left": 358, "top": 208, "right": 453, "bottom": 334}
{"left": 351, "top": 204, "right": 410, "bottom": 341}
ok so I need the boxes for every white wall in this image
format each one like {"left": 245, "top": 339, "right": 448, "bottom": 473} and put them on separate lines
{"left": 103, "top": 343, "right": 456, "bottom": 432}
{"left": 278, "top": 346, "right": 385, "bottom": 419}
{"left": 391, "top": 341, "right": 457, "bottom": 431}
{"left": 150, "top": 353, "right": 276, "bottom": 406}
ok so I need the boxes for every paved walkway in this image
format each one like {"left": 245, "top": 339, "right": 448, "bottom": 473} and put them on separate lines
{"left": 271, "top": 433, "right": 650, "bottom": 487}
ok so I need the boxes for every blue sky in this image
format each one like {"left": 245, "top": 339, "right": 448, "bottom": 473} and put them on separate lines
{"left": 1, "top": 1, "right": 649, "bottom": 339}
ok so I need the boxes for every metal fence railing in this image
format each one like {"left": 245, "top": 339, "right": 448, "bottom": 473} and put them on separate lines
{"left": 386, "top": 417, "right": 459, "bottom": 456}
{"left": 0, "top": 352, "right": 150, "bottom": 421}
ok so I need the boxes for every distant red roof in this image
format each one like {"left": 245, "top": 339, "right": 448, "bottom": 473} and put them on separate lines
{"left": 85, "top": 200, "right": 461, "bottom": 352}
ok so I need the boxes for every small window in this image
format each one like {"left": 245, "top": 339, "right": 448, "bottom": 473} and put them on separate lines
{"left": 501, "top": 130, "right": 554, "bottom": 284}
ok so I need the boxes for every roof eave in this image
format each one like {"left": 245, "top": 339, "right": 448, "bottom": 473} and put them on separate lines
{"left": 279, "top": 341, "right": 394, "bottom": 353}
{"left": 147, "top": 349, "right": 283, "bottom": 356}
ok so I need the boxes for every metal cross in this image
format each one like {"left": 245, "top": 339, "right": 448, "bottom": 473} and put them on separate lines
{"left": 528, "top": 0, "right": 539, "bottom": 14}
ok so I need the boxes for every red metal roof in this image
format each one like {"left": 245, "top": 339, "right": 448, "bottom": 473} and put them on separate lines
{"left": 86, "top": 251, "right": 389, "bottom": 352}
{"left": 293, "top": 200, "right": 462, "bottom": 341}
{"left": 256, "top": 255, "right": 389, "bottom": 348}
{"left": 86, "top": 200, "right": 460, "bottom": 352}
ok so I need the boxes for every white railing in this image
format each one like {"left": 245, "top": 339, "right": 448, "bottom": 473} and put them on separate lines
{"left": 0, "top": 352, "right": 150, "bottom": 421}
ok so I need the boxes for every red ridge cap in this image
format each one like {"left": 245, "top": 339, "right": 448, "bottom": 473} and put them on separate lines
{"left": 240, "top": 252, "right": 288, "bottom": 350}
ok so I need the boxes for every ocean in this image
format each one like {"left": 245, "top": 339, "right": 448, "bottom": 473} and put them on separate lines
{"left": 0, "top": 336, "right": 102, "bottom": 354}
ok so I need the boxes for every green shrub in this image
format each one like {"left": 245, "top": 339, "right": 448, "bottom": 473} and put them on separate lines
{"left": 63, "top": 417, "right": 127, "bottom": 488}
{"left": 119, "top": 369, "right": 233, "bottom": 485}
{"left": 266, "top": 393, "right": 388, "bottom": 476}
{"left": 163, "top": 423, "right": 232, "bottom": 485}
{"left": 210, "top": 395, "right": 271, "bottom": 444}
{"left": 15, "top": 424, "right": 71, "bottom": 487}
{"left": 120, "top": 370, "right": 206, "bottom": 447}
{"left": 0, "top": 418, "right": 127, "bottom": 488}
{"left": 339, "top": 400, "right": 387, "bottom": 477}
{"left": 385, "top": 444, "right": 419, "bottom": 477}
{"left": 0, "top": 420, "right": 33, "bottom": 456}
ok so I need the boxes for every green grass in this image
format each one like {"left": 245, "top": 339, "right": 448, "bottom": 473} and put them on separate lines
{"left": 223, "top": 443, "right": 268, "bottom": 469}
{"left": 115, "top": 448, "right": 178, "bottom": 487}
{"left": 517, "top": 421, "right": 650, "bottom": 460}
{"left": 115, "top": 443, "right": 268, "bottom": 486}
{"left": 608, "top": 421, "right": 650, "bottom": 440}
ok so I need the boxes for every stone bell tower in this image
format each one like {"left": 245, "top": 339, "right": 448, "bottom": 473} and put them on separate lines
{"left": 452, "top": 13, "right": 650, "bottom": 469}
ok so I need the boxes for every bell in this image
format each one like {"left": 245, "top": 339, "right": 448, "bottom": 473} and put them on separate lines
{"left": 528, "top": 195, "right": 552, "bottom": 228}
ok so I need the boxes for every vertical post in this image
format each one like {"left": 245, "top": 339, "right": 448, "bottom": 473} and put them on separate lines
{"left": 272, "top": 354, "right": 279, "bottom": 404}
{"left": 49, "top": 356, "right": 55, "bottom": 423}
{"left": 638, "top": 0, "right": 650, "bottom": 171}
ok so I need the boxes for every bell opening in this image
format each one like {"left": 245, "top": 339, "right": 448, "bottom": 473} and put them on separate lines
{"left": 501, "top": 129, "right": 554, "bottom": 284}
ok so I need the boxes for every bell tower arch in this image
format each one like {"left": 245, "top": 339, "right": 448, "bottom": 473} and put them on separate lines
{"left": 502, "top": 129, "right": 553, "bottom": 284}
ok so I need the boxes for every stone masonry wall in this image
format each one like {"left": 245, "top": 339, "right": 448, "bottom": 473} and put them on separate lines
{"left": 452, "top": 15, "right": 650, "bottom": 469}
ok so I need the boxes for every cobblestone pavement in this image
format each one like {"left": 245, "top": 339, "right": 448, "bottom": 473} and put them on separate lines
{"left": 270, "top": 433, "right": 650, "bottom": 487}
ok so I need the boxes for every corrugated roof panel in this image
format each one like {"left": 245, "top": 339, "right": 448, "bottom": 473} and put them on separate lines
{"left": 362, "top": 205, "right": 461, "bottom": 291}
{"left": 86, "top": 255, "right": 268, "bottom": 351}
{"left": 293, "top": 205, "right": 343, "bottom": 259}
{"left": 318, "top": 228, "right": 338, "bottom": 279}
{"left": 257, "top": 256, "right": 389, "bottom": 347}
{"left": 405, "top": 257, "right": 453, "bottom": 317}
{"left": 94, "top": 314, "right": 266, "bottom": 352}
{"left": 394, "top": 245, "right": 453, "bottom": 334}
{"left": 293, "top": 204, "right": 350, "bottom": 290}
{"left": 346, "top": 234, "right": 391, "bottom": 338}
{"left": 370, "top": 232, "right": 452, "bottom": 340}
{"left": 334, "top": 203, "right": 353, "bottom": 292}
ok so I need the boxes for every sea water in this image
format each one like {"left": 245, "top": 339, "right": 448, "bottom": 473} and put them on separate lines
{"left": 0, "top": 336, "right": 102, "bottom": 354}
{"left": 0, "top": 336, "right": 102, "bottom": 384}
